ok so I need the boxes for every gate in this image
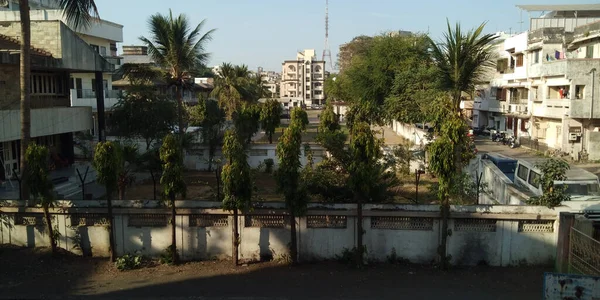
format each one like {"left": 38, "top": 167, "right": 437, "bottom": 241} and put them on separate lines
{"left": 569, "top": 227, "right": 600, "bottom": 276}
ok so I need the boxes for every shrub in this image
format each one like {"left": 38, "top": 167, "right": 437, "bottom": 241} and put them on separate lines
{"left": 115, "top": 254, "right": 142, "bottom": 271}
{"left": 159, "top": 245, "right": 179, "bottom": 265}
{"left": 264, "top": 158, "right": 274, "bottom": 174}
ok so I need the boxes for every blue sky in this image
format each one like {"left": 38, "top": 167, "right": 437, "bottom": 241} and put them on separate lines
{"left": 95, "top": 0, "right": 599, "bottom": 72}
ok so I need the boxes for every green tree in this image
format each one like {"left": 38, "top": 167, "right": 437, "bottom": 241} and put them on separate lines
{"left": 25, "top": 143, "right": 56, "bottom": 255}
{"left": 347, "top": 122, "right": 397, "bottom": 266}
{"left": 527, "top": 159, "right": 571, "bottom": 208}
{"left": 234, "top": 102, "right": 261, "bottom": 145}
{"left": 290, "top": 108, "right": 308, "bottom": 131}
{"left": 19, "top": 0, "right": 99, "bottom": 200}
{"left": 260, "top": 99, "right": 283, "bottom": 144}
{"left": 318, "top": 103, "right": 340, "bottom": 133}
{"left": 212, "top": 63, "right": 251, "bottom": 118}
{"left": 221, "top": 129, "right": 253, "bottom": 265}
{"left": 139, "top": 148, "right": 162, "bottom": 200}
{"left": 109, "top": 89, "right": 177, "bottom": 150}
{"left": 189, "top": 99, "right": 226, "bottom": 171}
{"left": 276, "top": 107, "right": 308, "bottom": 264}
{"left": 93, "top": 141, "right": 121, "bottom": 262}
{"left": 160, "top": 134, "right": 187, "bottom": 265}
{"left": 140, "top": 10, "right": 215, "bottom": 135}
{"left": 116, "top": 143, "right": 138, "bottom": 200}
{"left": 427, "top": 21, "right": 497, "bottom": 270}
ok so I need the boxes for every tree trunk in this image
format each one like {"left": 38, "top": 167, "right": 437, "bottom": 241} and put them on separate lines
{"left": 43, "top": 204, "right": 57, "bottom": 255}
{"left": 232, "top": 209, "right": 239, "bottom": 266}
{"left": 290, "top": 210, "right": 298, "bottom": 264}
{"left": 355, "top": 194, "right": 363, "bottom": 266}
{"left": 107, "top": 190, "right": 116, "bottom": 262}
{"left": 439, "top": 197, "right": 450, "bottom": 270}
{"left": 19, "top": 0, "right": 31, "bottom": 201}
{"left": 268, "top": 133, "right": 273, "bottom": 144}
{"left": 118, "top": 186, "right": 125, "bottom": 200}
{"left": 150, "top": 170, "right": 156, "bottom": 200}
{"left": 207, "top": 148, "right": 214, "bottom": 172}
{"left": 215, "top": 168, "right": 220, "bottom": 201}
{"left": 176, "top": 84, "right": 184, "bottom": 135}
{"left": 170, "top": 193, "right": 178, "bottom": 265}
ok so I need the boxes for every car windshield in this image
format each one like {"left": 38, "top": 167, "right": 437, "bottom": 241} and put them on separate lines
{"left": 559, "top": 183, "right": 600, "bottom": 196}
{"left": 497, "top": 161, "right": 517, "bottom": 173}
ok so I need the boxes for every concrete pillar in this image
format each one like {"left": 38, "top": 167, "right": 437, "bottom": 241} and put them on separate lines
{"left": 94, "top": 71, "right": 106, "bottom": 142}
{"left": 555, "top": 212, "right": 575, "bottom": 273}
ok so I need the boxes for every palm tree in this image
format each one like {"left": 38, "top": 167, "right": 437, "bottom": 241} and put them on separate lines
{"left": 140, "top": 10, "right": 215, "bottom": 135}
{"left": 18, "top": 0, "right": 99, "bottom": 200}
{"left": 428, "top": 21, "right": 497, "bottom": 113}
{"left": 211, "top": 63, "right": 249, "bottom": 118}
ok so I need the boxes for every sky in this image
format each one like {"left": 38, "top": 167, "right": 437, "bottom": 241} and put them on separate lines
{"left": 95, "top": 0, "right": 600, "bottom": 72}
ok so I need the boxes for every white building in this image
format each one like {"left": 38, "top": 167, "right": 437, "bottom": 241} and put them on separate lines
{"left": 473, "top": 4, "right": 600, "bottom": 160}
{"left": 0, "top": 0, "right": 124, "bottom": 140}
{"left": 280, "top": 49, "right": 326, "bottom": 107}
{"left": 258, "top": 67, "right": 280, "bottom": 98}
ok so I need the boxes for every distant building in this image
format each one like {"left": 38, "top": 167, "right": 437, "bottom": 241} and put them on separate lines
{"left": 257, "top": 68, "right": 280, "bottom": 98}
{"left": 280, "top": 49, "right": 326, "bottom": 106}
{"left": 121, "top": 45, "right": 154, "bottom": 65}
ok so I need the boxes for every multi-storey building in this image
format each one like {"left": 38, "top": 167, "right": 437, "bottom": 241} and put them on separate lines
{"left": 473, "top": 4, "right": 600, "bottom": 160}
{"left": 121, "top": 45, "right": 154, "bottom": 66}
{"left": 0, "top": 20, "right": 112, "bottom": 181}
{"left": 280, "top": 49, "right": 326, "bottom": 107}
{"left": 257, "top": 67, "right": 280, "bottom": 98}
{"left": 0, "top": 0, "right": 123, "bottom": 139}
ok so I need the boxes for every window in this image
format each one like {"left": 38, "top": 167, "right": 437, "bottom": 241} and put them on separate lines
{"left": 576, "top": 85, "right": 585, "bottom": 99}
{"left": 587, "top": 45, "right": 594, "bottom": 59}
{"left": 533, "top": 50, "right": 540, "bottom": 64}
{"left": 100, "top": 46, "right": 107, "bottom": 56}
{"left": 517, "top": 165, "right": 529, "bottom": 180}
{"left": 90, "top": 44, "right": 99, "bottom": 53}
{"left": 528, "top": 171, "right": 541, "bottom": 188}
{"left": 315, "top": 90, "right": 322, "bottom": 95}
{"left": 516, "top": 54, "right": 524, "bottom": 67}
{"left": 531, "top": 87, "right": 539, "bottom": 101}
{"left": 496, "top": 59, "right": 508, "bottom": 73}
{"left": 497, "top": 88, "right": 507, "bottom": 101}
{"left": 30, "top": 73, "right": 62, "bottom": 95}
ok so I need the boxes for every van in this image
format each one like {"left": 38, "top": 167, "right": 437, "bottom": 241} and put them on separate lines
{"left": 483, "top": 153, "right": 518, "bottom": 181}
{"left": 514, "top": 158, "right": 600, "bottom": 201}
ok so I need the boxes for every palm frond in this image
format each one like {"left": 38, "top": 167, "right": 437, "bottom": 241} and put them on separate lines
{"left": 57, "top": 0, "right": 99, "bottom": 30}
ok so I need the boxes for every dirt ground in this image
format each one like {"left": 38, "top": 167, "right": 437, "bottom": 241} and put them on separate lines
{"left": 0, "top": 246, "right": 548, "bottom": 299}
{"left": 124, "top": 170, "right": 438, "bottom": 204}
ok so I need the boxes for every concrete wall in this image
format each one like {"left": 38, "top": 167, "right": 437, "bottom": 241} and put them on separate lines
{"left": 0, "top": 107, "right": 92, "bottom": 143}
{"left": 390, "top": 121, "right": 431, "bottom": 146}
{"left": 0, "top": 64, "right": 20, "bottom": 109}
{"left": 1, "top": 201, "right": 583, "bottom": 266}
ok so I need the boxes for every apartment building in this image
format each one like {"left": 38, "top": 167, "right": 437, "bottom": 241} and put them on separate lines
{"left": 257, "top": 67, "right": 280, "bottom": 98}
{"left": 280, "top": 49, "right": 326, "bottom": 107}
{"left": 0, "top": 0, "right": 123, "bottom": 139}
{"left": 0, "top": 20, "right": 113, "bottom": 180}
{"left": 473, "top": 4, "right": 600, "bottom": 160}
{"left": 121, "top": 45, "right": 154, "bottom": 65}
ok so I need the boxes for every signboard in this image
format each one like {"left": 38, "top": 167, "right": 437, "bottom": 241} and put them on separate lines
{"left": 543, "top": 272, "right": 600, "bottom": 300}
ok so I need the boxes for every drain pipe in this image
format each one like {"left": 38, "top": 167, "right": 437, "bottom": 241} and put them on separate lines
{"left": 586, "top": 68, "right": 596, "bottom": 159}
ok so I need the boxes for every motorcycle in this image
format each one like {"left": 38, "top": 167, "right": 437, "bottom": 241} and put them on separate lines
{"left": 508, "top": 136, "right": 519, "bottom": 149}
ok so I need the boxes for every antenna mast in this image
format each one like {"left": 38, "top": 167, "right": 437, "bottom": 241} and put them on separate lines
{"left": 322, "top": 0, "right": 333, "bottom": 71}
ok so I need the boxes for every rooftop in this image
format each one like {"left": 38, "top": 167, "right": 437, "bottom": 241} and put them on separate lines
{"left": 517, "top": 4, "right": 600, "bottom": 12}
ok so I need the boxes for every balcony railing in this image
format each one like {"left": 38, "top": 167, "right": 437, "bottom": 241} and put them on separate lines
{"left": 31, "top": 95, "right": 70, "bottom": 109}
{"left": 72, "top": 89, "right": 122, "bottom": 99}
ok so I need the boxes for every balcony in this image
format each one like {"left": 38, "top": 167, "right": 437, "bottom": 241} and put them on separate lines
{"left": 70, "top": 89, "right": 121, "bottom": 111}
{"left": 532, "top": 99, "right": 569, "bottom": 119}
{"left": 0, "top": 106, "right": 92, "bottom": 142}
{"left": 30, "top": 94, "right": 70, "bottom": 109}
{"left": 570, "top": 98, "right": 600, "bottom": 119}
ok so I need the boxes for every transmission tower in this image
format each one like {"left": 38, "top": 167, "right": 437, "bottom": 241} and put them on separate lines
{"left": 322, "top": 0, "right": 334, "bottom": 71}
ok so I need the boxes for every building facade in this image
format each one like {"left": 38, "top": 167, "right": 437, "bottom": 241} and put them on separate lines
{"left": 473, "top": 4, "right": 600, "bottom": 160}
{"left": 257, "top": 67, "right": 280, "bottom": 98}
{"left": 280, "top": 49, "right": 326, "bottom": 107}
{"left": 0, "top": 0, "right": 123, "bottom": 139}
{"left": 0, "top": 20, "right": 113, "bottom": 180}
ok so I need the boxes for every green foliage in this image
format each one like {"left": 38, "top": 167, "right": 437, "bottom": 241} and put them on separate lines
{"left": 221, "top": 130, "right": 253, "bottom": 211}
{"left": 212, "top": 63, "right": 265, "bottom": 118}
{"left": 109, "top": 87, "right": 177, "bottom": 150}
{"left": 93, "top": 142, "right": 122, "bottom": 195}
{"left": 159, "top": 245, "right": 179, "bottom": 265}
{"left": 234, "top": 102, "right": 261, "bottom": 144}
{"left": 336, "top": 247, "right": 367, "bottom": 267}
{"left": 290, "top": 107, "right": 309, "bottom": 131}
{"left": 428, "top": 21, "right": 498, "bottom": 109}
{"left": 318, "top": 103, "right": 340, "bottom": 133}
{"left": 260, "top": 99, "right": 283, "bottom": 144}
{"left": 160, "top": 134, "right": 187, "bottom": 200}
{"left": 387, "top": 247, "right": 410, "bottom": 264}
{"left": 276, "top": 109, "right": 308, "bottom": 216}
{"left": 25, "top": 143, "right": 54, "bottom": 203}
{"left": 264, "top": 158, "right": 274, "bottom": 174}
{"left": 527, "top": 158, "right": 571, "bottom": 208}
{"left": 430, "top": 173, "right": 489, "bottom": 205}
{"left": 115, "top": 253, "right": 142, "bottom": 271}
{"left": 189, "top": 99, "right": 226, "bottom": 170}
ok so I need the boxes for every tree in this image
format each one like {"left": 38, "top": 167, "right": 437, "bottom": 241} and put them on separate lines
{"left": 260, "top": 99, "right": 283, "bottom": 144}
{"left": 160, "top": 134, "right": 187, "bottom": 265}
{"left": 212, "top": 63, "right": 251, "bottom": 118}
{"left": 427, "top": 21, "right": 497, "bottom": 270}
{"left": 93, "top": 141, "right": 121, "bottom": 262}
{"left": 276, "top": 107, "right": 308, "bottom": 264}
{"left": 347, "top": 122, "right": 397, "bottom": 266}
{"left": 234, "top": 102, "right": 261, "bottom": 145}
{"left": 290, "top": 108, "right": 308, "bottom": 131}
{"left": 109, "top": 89, "right": 177, "bottom": 150}
{"left": 25, "top": 143, "right": 56, "bottom": 255}
{"left": 527, "top": 159, "right": 570, "bottom": 208}
{"left": 141, "top": 10, "right": 215, "bottom": 135}
{"left": 221, "top": 129, "right": 253, "bottom": 265}
{"left": 19, "top": 0, "right": 99, "bottom": 200}
{"left": 189, "top": 99, "right": 225, "bottom": 171}
{"left": 318, "top": 103, "right": 340, "bottom": 133}
{"left": 116, "top": 143, "right": 138, "bottom": 200}
{"left": 139, "top": 148, "right": 162, "bottom": 200}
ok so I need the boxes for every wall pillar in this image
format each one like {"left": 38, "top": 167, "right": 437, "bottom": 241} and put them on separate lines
{"left": 555, "top": 212, "right": 575, "bottom": 273}
{"left": 94, "top": 71, "right": 106, "bottom": 142}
